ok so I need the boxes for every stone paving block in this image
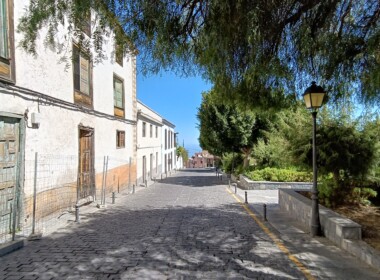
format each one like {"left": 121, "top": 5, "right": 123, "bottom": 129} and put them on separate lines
{"left": 0, "top": 170, "right": 379, "bottom": 279}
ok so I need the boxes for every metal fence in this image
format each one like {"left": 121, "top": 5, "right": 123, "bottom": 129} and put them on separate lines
{"left": 0, "top": 153, "right": 135, "bottom": 244}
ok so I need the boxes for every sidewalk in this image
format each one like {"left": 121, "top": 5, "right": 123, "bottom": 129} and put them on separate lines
{"left": 232, "top": 186, "right": 380, "bottom": 279}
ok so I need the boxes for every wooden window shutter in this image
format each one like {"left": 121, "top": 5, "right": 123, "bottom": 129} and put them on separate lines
{"left": 73, "top": 47, "right": 81, "bottom": 91}
{"left": 114, "top": 78, "right": 123, "bottom": 108}
{"left": 80, "top": 55, "right": 90, "bottom": 95}
{"left": 121, "top": 131, "right": 125, "bottom": 147}
{"left": 0, "top": 0, "right": 8, "bottom": 59}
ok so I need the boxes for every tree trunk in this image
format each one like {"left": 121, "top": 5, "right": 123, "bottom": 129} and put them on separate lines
{"left": 241, "top": 147, "right": 252, "bottom": 169}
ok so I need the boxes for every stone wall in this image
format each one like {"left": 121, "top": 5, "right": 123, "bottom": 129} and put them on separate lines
{"left": 239, "top": 175, "right": 312, "bottom": 190}
{"left": 279, "top": 188, "right": 380, "bottom": 270}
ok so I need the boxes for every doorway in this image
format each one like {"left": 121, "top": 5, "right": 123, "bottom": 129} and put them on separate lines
{"left": 0, "top": 116, "right": 22, "bottom": 240}
{"left": 142, "top": 156, "right": 146, "bottom": 183}
{"left": 78, "top": 127, "right": 94, "bottom": 200}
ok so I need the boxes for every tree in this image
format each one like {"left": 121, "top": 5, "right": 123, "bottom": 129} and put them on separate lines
{"left": 197, "top": 90, "right": 267, "bottom": 167}
{"left": 176, "top": 146, "right": 189, "bottom": 164}
{"left": 252, "top": 104, "right": 311, "bottom": 169}
{"left": 252, "top": 103, "right": 379, "bottom": 205}
{"left": 18, "top": 1, "right": 380, "bottom": 108}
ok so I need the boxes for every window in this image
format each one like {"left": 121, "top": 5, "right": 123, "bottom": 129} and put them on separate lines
{"left": 150, "top": 124, "right": 153, "bottom": 138}
{"left": 155, "top": 126, "right": 158, "bottom": 138}
{"left": 116, "top": 130, "right": 125, "bottom": 148}
{"left": 113, "top": 76, "right": 124, "bottom": 117}
{"left": 142, "top": 122, "right": 146, "bottom": 137}
{"left": 0, "top": 0, "right": 9, "bottom": 59}
{"left": 169, "top": 131, "right": 172, "bottom": 148}
{"left": 165, "top": 129, "right": 167, "bottom": 149}
{"left": 0, "top": 0, "right": 14, "bottom": 83}
{"left": 73, "top": 45, "right": 92, "bottom": 106}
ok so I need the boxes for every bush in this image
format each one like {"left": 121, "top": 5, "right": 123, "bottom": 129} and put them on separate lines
{"left": 221, "top": 153, "right": 244, "bottom": 175}
{"left": 352, "top": 188, "right": 378, "bottom": 206}
{"left": 245, "top": 167, "right": 312, "bottom": 182}
{"left": 318, "top": 174, "right": 378, "bottom": 208}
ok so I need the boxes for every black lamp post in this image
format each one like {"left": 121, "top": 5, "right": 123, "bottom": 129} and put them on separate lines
{"left": 303, "top": 81, "right": 326, "bottom": 237}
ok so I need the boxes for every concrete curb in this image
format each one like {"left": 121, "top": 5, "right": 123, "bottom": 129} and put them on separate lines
{"left": 0, "top": 240, "right": 24, "bottom": 257}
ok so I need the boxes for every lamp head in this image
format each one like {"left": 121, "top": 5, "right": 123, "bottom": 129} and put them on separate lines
{"left": 303, "top": 81, "right": 326, "bottom": 110}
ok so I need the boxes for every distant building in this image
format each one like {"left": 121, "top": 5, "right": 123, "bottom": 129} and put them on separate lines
{"left": 188, "top": 150, "right": 216, "bottom": 168}
{"left": 136, "top": 101, "right": 182, "bottom": 186}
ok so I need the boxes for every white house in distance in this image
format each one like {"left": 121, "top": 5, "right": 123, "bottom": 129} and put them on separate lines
{"left": 136, "top": 101, "right": 182, "bottom": 186}
{"left": 136, "top": 101, "right": 162, "bottom": 185}
{"left": 0, "top": 0, "right": 137, "bottom": 241}
{"left": 162, "top": 119, "right": 177, "bottom": 174}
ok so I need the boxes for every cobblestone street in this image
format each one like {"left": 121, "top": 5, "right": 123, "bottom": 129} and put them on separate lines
{"left": 0, "top": 169, "right": 379, "bottom": 279}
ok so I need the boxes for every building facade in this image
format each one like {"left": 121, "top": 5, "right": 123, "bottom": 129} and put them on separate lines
{"left": 0, "top": 0, "right": 137, "bottom": 241}
{"left": 188, "top": 151, "right": 216, "bottom": 168}
{"left": 136, "top": 101, "right": 163, "bottom": 185}
{"left": 162, "top": 119, "right": 176, "bottom": 174}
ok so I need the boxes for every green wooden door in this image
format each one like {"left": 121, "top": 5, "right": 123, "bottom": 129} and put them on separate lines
{"left": 0, "top": 116, "right": 19, "bottom": 241}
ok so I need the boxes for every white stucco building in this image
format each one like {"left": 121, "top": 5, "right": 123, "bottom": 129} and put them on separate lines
{"left": 136, "top": 101, "right": 182, "bottom": 186}
{"left": 162, "top": 119, "right": 177, "bottom": 174}
{"left": 0, "top": 0, "right": 137, "bottom": 240}
{"left": 136, "top": 101, "right": 162, "bottom": 185}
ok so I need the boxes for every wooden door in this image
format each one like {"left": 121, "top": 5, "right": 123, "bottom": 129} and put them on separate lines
{"left": 0, "top": 116, "right": 19, "bottom": 238}
{"left": 78, "top": 128, "right": 94, "bottom": 199}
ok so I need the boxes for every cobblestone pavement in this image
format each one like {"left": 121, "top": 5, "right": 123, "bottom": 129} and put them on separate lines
{"left": 0, "top": 169, "right": 379, "bottom": 279}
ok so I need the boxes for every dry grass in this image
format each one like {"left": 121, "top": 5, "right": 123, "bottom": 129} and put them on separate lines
{"left": 334, "top": 205, "right": 380, "bottom": 252}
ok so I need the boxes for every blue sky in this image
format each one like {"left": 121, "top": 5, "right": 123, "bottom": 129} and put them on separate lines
{"left": 136, "top": 71, "right": 212, "bottom": 155}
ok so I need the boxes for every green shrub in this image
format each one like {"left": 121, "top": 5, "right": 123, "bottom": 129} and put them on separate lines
{"left": 318, "top": 175, "right": 336, "bottom": 208}
{"left": 221, "top": 153, "right": 244, "bottom": 175}
{"left": 318, "top": 174, "right": 378, "bottom": 208}
{"left": 245, "top": 167, "right": 312, "bottom": 182}
{"left": 351, "top": 187, "right": 377, "bottom": 206}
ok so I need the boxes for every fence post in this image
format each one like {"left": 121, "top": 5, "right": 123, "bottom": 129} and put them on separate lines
{"left": 245, "top": 191, "right": 248, "bottom": 204}
{"left": 75, "top": 205, "right": 80, "bottom": 223}
{"left": 103, "top": 156, "right": 109, "bottom": 205}
{"left": 101, "top": 156, "right": 106, "bottom": 205}
{"left": 133, "top": 184, "right": 135, "bottom": 194}
{"left": 128, "top": 157, "right": 131, "bottom": 191}
{"left": 31, "top": 152, "right": 38, "bottom": 235}
{"left": 263, "top": 204, "right": 267, "bottom": 221}
{"left": 112, "top": 192, "right": 115, "bottom": 204}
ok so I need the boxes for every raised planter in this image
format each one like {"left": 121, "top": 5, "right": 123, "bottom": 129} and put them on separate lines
{"left": 279, "top": 188, "right": 380, "bottom": 270}
{"left": 239, "top": 174, "right": 312, "bottom": 190}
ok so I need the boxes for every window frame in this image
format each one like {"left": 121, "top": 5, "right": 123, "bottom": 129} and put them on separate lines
{"left": 116, "top": 130, "right": 125, "bottom": 148}
{"left": 0, "top": 0, "right": 15, "bottom": 83}
{"left": 165, "top": 129, "right": 167, "bottom": 150}
{"left": 113, "top": 74, "right": 125, "bottom": 117}
{"left": 142, "top": 122, "right": 146, "bottom": 137}
{"left": 73, "top": 44, "right": 93, "bottom": 107}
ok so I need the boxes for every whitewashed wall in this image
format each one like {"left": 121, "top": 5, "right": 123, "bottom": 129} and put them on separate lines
{"left": 136, "top": 101, "right": 162, "bottom": 184}
{"left": 161, "top": 121, "right": 176, "bottom": 174}
{"left": 0, "top": 0, "right": 136, "bottom": 196}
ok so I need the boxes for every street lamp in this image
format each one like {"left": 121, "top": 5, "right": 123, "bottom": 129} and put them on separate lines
{"left": 303, "top": 81, "right": 326, "bottom": 237}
